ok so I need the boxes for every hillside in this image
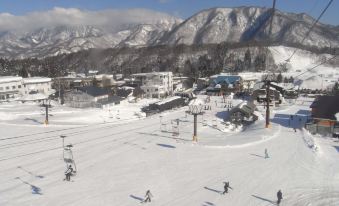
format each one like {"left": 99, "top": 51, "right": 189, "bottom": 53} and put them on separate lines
{"left": 1, "top": 7, "right": 339, "bottom": 58}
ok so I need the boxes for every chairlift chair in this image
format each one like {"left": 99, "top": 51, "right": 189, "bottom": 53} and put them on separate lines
{"left": 64, "top": 144, "right": 77, "bottom": 175}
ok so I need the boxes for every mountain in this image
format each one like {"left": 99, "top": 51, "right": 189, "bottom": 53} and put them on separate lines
{"left": 160, "top": 7, "right": 339, "bottom": 47}
{"left": 1, "top": 6, "right": 339, "bottom": 59}
{"left": 0, "top": 19, "right": 180, "bottom": 59}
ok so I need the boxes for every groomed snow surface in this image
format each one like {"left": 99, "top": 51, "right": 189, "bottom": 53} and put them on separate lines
{"left": 1, "top": 96, "right": 339, "bottom": 206}
{"left": 270, "top": 46, "right": 339, "bottom": 90}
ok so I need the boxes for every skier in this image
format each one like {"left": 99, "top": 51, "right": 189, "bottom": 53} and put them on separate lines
{"left": 65, "top": 165, "right": 73, "bottom": 181}
{"left": 222, "top": 182, "right": 231, "bottom": 194}
{"left": 277, "top": 190, "right": 283, "bottom": 205}
{"left": 264, "top": 148, "right": 269, "bottom": 159}
{"left": 142, "top": 190, "right": 153, "bottom": 203}
{"left": 294, "top": 127, "right": 297, "bottom": 132}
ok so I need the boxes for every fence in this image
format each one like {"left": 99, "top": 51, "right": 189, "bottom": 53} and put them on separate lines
{"left": 305, "top": 122, "right": 339, "bottom": 136}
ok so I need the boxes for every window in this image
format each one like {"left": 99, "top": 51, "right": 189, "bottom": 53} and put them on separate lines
{"left": 155, "top": 88, "right": 158, "bottom": 91}
{"left": 147, "top": 89, "right": 149, "bottom": 92}
{"left": 0, "top": 87, "right": 3, "bottom": 90}
{"left": 18, "top": 85, "right": 21, "bottom": 88}
{"left": 12, "top": 86, "right": 16, "bottom": 89}
{"left": 6, "top": 86, "right": 9, "bottom": 90}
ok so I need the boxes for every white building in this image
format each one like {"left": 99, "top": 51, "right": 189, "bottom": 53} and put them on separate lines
{"left": 22, "top": 77, "right": 53, "bottom": 95}
{"left": 0, "top": 76, "right": 23, "bottom": 101}
{"left": 131, "top": 72, "right": 173, "bottom": 98}
{"left": 0, "top": 76, "right": 54, "bottom": 101}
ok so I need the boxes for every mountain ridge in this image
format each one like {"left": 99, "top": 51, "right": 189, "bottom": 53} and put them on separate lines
{"left": 1, "top": 6, "right": 339, "bottom": 59}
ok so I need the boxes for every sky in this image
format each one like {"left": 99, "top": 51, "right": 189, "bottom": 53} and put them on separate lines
{"left": 0, "top": 0, "right": 338, "bottom": 32}
{"left": 0, "top": 0, "right": 338, "bottom": 25}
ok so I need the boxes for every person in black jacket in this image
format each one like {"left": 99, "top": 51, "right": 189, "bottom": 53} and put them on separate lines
{"left": 277, "top": 190, "right": 283, "bottom": 205}
{"left": 65, "top": 165, "right": 73, "bottom": 181}
{"left": 222, "top": 182, "right": 230, "bottom": 194}
{"left": 143, "top": 190, "right": 153, "bottom": 203}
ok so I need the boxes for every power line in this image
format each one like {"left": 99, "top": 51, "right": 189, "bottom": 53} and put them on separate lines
{"left": 294, "top": 55, "right": 337, "bottom": 79}
{"left": 0, "top": 113, "right": 167, "bottom": 161}
{"left": 285, "top": 54, "right": 338, "bottom": 90}
{"left": 285, "top": 0, "right": 334, "bottom": 62}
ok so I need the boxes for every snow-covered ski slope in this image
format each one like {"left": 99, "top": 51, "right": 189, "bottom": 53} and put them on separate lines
{"left": 270, "top": 46, "right": 339, "bottom": 90}
{"left": 1, "top": 96, "right": 339, "bottom": 206}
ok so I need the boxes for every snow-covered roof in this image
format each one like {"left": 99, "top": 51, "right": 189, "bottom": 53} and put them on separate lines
{"left": 120, "top": 86, "right": 135, "bottom": 90}
{"left": 23, "top": 77, "right": 51, "bottom": 84}
{"left": 156, "top": 96, "right": 181, "bottom": 105}
{"left": 0, "top": 76, "right": 22, "bottom": 84}
{"left": 189, "top": 98, "right": 204, "bottom": 106}
{"left": 19, "top": 93, "right": 48, "bottom": 101}
{"left": 132, "top": 72, "right": 172, "bottom": 77}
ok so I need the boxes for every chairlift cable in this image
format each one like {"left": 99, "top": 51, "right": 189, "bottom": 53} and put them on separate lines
{"left": 286, "top": 54, "right": 338, "bottom": 90}
{"left": 0, "top": 120, "right": 158, "bottom": 161}
{"left": 285, "top": 0, "right": 334, "bottom": 62}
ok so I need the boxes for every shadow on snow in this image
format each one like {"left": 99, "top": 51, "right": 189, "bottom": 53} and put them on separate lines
{"left": 130, "top": 194, "right": 144, "bottom": 202}
{"left": 252, "top": 194, "right": 276, "bottom": 205}
{"left": 204, "top": 186, "right": 222, "bottom": 194}
{"left": 157, "top": 143, "right": 176, "bottom": 149}
{"left": 15, "top": 177, "right": 42, "bottom": 195}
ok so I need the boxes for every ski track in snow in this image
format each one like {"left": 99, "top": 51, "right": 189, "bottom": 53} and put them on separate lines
{"left": 0, "top": 96, "right": 339, "bottom": 206}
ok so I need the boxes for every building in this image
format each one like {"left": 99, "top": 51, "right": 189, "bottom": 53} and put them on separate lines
{"left": 206, "top": 75, "right": 243, "bottom": 95}
{"left": 64, "top": 86, "right": 119, "bottom": 108}
{"left": 228, "top": 101, "right": 258, "bottom": 124}
{"left": 22, "top": 77, "right": 53, "bottom": 96}
{"left": 307, "top": 95, "right": 339, "bottom": 136}
{"left": 131, "top": 72, "right": 173, "bottom": 98}
{"left": 251, "top": 88, "right": 282, "bottom": 105}
{"left": 0, "top": 76, "right": 23, "bottom": 101}
{"left": 310, "top": 95, "right": 339, "bottom": 120}
{"left": 93, "top": 74, "right": 115, "bottom": 88}
{"left": 142, "top": 96, "right": 187, "bottom": 116}
{"left": 0, "top": 76, "right": 53, "bottom": 101}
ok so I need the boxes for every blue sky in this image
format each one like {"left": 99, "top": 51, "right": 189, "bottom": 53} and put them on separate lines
{"left": 0, "top": 0, "right": 338, "bottom": 25}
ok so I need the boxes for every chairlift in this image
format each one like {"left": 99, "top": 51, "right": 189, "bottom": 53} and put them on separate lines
{"left": 212, "top": 119, "right": 218, "bottom": 128}
{"left": 172, "top": 124, "right": 179, "bottom": 136}
{"left": 64, "top": 144, "right": 77, "bottom": 175}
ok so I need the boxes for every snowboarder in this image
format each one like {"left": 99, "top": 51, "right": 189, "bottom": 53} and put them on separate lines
{"left": 222, "top": 182, "right": 231, "bottom": 194}
{"left": 264, "top": 148, "right": 269, "bottom": 159}
{"left": 277, "top": 190, "right": 283, "bottom": 205}
{"left": 142, "top": 190, "right": 153, "bottom": 203}
{"left": 65, "top": 165, "right": 73, "bottom": 181}
{"left": 294, "top": 128, "right": 297, "bottom": 132}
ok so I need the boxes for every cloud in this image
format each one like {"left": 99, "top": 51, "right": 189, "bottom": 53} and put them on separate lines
{"left": 0, "top": 7, "right": 181, "bottom": 32}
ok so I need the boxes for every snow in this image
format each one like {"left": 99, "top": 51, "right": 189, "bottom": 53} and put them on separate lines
{"left": 1, "top": 95, "right": 339, "bottom": 205}
{"left": 270, "top": 46, "right": 339, "bottom": 90}
{"left": 23, "top": 77, "right": 51, "bottom": 84}
{"left": 19, "top": 93, "right": 48, "bottom": 101}
{"left": 0, "top": 76, "right": 22, "bottom": 83}
{"left": 155, "top": 96, "right": 181, "bottom": 105}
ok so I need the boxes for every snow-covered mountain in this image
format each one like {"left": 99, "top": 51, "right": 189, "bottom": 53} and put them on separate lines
{"left": 160, "top": 7, "right": 339, "bottom": 47}
{"left": 1, "top": 6, "right": 339, "bottom": 59}
{"left": 0, "top": 19, "right": 180, "bottom": 58}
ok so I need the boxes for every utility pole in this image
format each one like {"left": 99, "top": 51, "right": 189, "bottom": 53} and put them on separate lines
{"left": 42, "top": 99, "right": 50, "bottom": 125}
{"left": 186, "top": 100, "right": 204, "bottom": 142}
{"left": 265, "top": 81, "right": 270, "bottom": 128}
{"left": 60, "top": 135, "right": 66, "bottom": 158}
